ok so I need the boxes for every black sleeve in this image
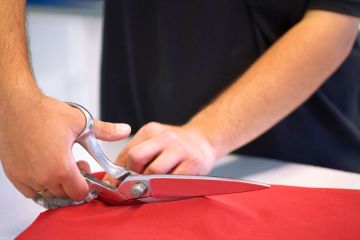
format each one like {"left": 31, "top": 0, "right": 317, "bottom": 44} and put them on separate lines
{"left": 308, "top": 0, "right": 360, "bottom": 17}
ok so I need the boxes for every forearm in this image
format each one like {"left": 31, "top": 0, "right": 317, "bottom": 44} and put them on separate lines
{"left": 0, "top": 0, "right": 40, "bottom": 113}
{"left": 185, "top": 10, "right": 360, "bottom": 158}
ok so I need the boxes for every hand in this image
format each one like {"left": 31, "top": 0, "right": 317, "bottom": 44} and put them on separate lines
{"left": 104, "top": 122, "right": 217, "bottom": 184}
{"left": 0, "top": 94, "right": 131, "bottom": 201}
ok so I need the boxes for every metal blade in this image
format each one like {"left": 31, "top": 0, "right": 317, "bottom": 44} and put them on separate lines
{"left": 147, "top": 175, "right": 270, "bottom": 198}
{"left": 117, "top": 174, "right": 270, "bottom": 201}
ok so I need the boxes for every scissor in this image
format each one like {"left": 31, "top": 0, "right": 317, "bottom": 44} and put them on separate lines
{"left": 34, "top": 103, "right": 270, "bottom": 209}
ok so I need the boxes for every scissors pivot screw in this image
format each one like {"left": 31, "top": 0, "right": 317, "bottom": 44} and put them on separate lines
{"left": 131, "top": 182, "right": 148, "bottom": 198}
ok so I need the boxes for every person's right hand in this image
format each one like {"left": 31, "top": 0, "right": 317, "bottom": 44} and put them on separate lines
{"left": 0, "top": 93, "right": 131, "bottom": 201}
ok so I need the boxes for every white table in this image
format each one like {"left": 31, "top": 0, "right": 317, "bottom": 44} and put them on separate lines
{"left": 1, "top": 141, "right": 359, "bottom": 239}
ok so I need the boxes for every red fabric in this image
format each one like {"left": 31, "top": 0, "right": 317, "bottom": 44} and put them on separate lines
{"left": 18, "top": 173, "right": 360, "bottom": 240}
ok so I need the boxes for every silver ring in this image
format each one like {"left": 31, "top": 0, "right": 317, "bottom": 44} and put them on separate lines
{"left": 36, "top": 186, "right": 48, "bottom": 195}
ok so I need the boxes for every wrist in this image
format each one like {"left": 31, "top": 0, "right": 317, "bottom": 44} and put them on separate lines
{"left": 0, "top": 77, "right": 42, "bottom": 120}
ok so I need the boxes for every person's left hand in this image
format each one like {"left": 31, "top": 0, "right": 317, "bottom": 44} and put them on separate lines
{"left": 103, "top": 122, "right": 216, "bottom": 183}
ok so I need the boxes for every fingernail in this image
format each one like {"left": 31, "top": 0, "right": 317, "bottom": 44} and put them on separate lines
{"left": 103, "top": 180, "right": 111, "bottom": 185}
{"left": 116, "top": 123, "right": 131, "bottom": 133}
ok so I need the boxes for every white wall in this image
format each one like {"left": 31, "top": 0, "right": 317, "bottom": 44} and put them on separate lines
{"left": 27, "top": 7, "right": 103, "bottom": 117}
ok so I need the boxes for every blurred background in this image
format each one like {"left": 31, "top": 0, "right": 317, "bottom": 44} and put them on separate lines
{"left": 28, "top": 0, "right": 102, "bottom": 8}
{"left": 27, "top": 0, "right": 103, "bottom": 118}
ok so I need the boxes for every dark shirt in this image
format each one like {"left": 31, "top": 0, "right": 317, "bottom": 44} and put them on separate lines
{"left": 101, "top": 0, "right": 360, "bottom": 172}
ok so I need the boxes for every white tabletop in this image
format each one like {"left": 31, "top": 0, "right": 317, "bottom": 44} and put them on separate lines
{"left": 1, "top": 141, "right": 359, "bottom": 239}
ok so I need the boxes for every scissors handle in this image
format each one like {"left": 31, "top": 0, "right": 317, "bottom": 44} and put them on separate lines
{"left": 67, "top": 102, "right": 130, "bottom": 180}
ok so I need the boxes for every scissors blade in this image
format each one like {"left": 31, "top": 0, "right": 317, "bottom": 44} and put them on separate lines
{"left": 147, "top": 175, "right": 269, "bottom": 198}
{"left": 114, "top": 174, "right": 270, "bottom": 203}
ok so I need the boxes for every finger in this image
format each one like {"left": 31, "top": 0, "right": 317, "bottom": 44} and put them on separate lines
{"left": 171, "top": 161, "right": 199, "bottom": 175}
{"left": 61, "top": 159, "right": 89, "bottom": 201}
{"left": 125, "top": 135, "right": 176, "bottom": 173}
{"left": 5, "top": 167, "right": 62, "bottom": 198}
{"left": 12, "top": 181, "right": 37, "bottom": 199}
{"left": 102, "top": 174, "right": 119, "bottom": 187}
{"left": 94, "top": 120, "right": 131, "bottom": 141}
{"left": 30, "top": 180, "right": 65, "bottom": 198}
{"left": 116, "top": 122, "right": 166, "bottom": 166}
{"left": 37, "top": 188, "right": 56, "bottom": 199}
{"left": 76, "top": 160, "right": 91, "bottom": 174}
{"left": 99, "top": 125, "right": 151, "bottom": 185}
{"left": 103, "top": 129, "right": 171, "bottom": 185}
{"left": 144, "top": 149, "right": 183, "bottom": 174}
{"left": 116, "top": 137, "right": 147, "bottom": 167}
{"left": 46, "top": 184, "right": 67, "bottom": 198}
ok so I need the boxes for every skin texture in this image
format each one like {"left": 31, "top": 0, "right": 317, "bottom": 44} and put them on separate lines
{"left": 0, "top": 1, "right": 131, "bottom": 200}
{"left": 104, "top": 10, "right": 360, "bottom": 183}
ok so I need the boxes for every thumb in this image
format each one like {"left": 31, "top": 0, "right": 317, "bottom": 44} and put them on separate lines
{"left": 93, "top": 120, "right": 131, "bottom": 141}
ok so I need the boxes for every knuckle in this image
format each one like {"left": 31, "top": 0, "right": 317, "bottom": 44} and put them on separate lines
{"left": 46, "top": 165, "right": 71, "bottom": 183}
{"left": 100, "top": 122, "right": 111, "bottom": 134}
{"left": 127, "top": 148, "right": 150, "bottom": 172}
{"left": 146, "top": 165, "right": 163, "bottom": 174}
{"left": 127, "top": 148, "right": 143, "bottom": 164}
{"left": 127, "top": 149, "right": 137, "bottom": 162}
{"left": 36, "top": 174, "right": 52, "bottom": 186}
{"left": 184, "top": 160, "right": 201, "bottom": 174}
{"left": 192, "top": 159, "right": 203, "bottom": 169}
{"left": 142, "top": 122, "right": 162, "bottom": 135}
{"left": 163, "top": 131, "right": 179, "bottom": 142}
{"left": 128, "top": 144, "right": 151, "bottom": 162}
